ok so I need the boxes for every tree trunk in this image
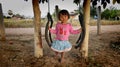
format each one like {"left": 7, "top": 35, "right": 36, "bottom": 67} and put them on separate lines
{"left": 80, "top": 0, "right": 90, "bottom": 59}
{"left": 0, "top": 3, "right": 6, "bottom": 41}
{"left": 55, "top": 5, "right": 59, "bottom": 21}
{"left": 32, "top": 0, "right": 43, "bottom": 58}
{"left": 96, "top": 6, "right": 101, "bottom": 35}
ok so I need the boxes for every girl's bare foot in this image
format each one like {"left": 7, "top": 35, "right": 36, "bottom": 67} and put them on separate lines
{"left": 55, "top": 52, "right": 59, "bottom": 59}
{"left": 60, "top": 52, "right": 65, "bottom": 63}
{"left": 60, "top": 58, "right": 65, "bottom": 63}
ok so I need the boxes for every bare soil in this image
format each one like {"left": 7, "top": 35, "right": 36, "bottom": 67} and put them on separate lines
{"left": 0, "top": 25, "right": 120, "bottom": 67}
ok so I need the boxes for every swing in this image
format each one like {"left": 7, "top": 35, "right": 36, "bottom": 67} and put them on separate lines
{"left": 75, "top": 9, "right": 86, "bottom": 49}
{"left": 45, "top": 0, "right": 53, "bottom": 47}
{"left": 45, "top": 0, "right": 85, "bottom": 49}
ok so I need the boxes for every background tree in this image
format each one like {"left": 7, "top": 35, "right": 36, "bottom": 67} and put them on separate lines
{"left": 0, "top": 3, "right": 6, "bottom": 40}
{"left": 90, "top": 0, "right": 120, "bottom": 34}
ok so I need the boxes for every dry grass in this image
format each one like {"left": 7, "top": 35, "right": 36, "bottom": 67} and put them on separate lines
{"left": 4, "top": 19, "right": 34, "bottom": 28}
{"left": 90, "top": 20, "right": 120, "bottom": 26}
{"left": 3, "top": 19, "right": 120, "bottom": 28}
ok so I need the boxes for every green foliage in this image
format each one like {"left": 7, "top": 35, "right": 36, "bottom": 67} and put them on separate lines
{"left": 90, "top": 6, "right": 97, "bottom": 18}
{"left": 101, "top": 8, "right": 120, "bottom": 20}
{"left": 101, "top": 9, "right": 110, "bottom": 19}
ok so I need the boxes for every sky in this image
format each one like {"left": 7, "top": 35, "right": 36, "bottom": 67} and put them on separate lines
{"left": 0, "top": 0, "right": 120, "bottom": 18}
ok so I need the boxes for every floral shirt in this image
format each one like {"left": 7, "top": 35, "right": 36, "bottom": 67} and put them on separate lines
{"left": 49, "top": 22, "right": 80, "bottom": 40}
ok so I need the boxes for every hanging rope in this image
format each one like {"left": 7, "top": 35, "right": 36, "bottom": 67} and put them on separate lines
{"left": 45, "top": 0, "right": 53, "bottom": 47}
{"left": 75, "top": 2, "right": 86, "bottom": 49}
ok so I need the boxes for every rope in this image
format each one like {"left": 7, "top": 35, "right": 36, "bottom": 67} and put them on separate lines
{"left": 75, "top": 2, "right": 86, "bottom": 49}
{"left": 45, "top": 0, "right": 53, "bottom": 47}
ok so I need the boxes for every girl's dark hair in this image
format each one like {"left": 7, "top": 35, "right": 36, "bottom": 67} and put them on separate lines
{"left": 58, "top": 9, "right": 70, "bottom": 20}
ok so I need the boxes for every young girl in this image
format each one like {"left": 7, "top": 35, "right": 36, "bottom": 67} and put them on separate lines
{"left": 49, "top": 9, "right": 82, "bottom": 63}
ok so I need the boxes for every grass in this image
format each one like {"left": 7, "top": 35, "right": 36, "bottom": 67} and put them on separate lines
{"left": 4, "top": 19, "right": 34, "bottom": 28}
{"left": 3, "top": 18, "right": 120, "bottom": 28}
{"left": 90, "top": 20, "right": 120, "bottom": 26}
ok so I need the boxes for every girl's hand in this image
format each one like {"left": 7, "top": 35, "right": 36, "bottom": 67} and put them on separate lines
{"left": 48, "top": 26, "right": 51, "bottom": 30}
{"left": 79, "top": 28, "right": 82, "bottom": 32}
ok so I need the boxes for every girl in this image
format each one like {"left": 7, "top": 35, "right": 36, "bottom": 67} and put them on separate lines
{"left": 49, "top": 9, "right": 82, "bottom": 63}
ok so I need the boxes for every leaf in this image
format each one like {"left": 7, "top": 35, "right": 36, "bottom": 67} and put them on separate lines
{"left": 106, "top": 0, "right": 110, "bottom": 4}
{"left": 101, "top": 0, "right": 105, "bottom": 5}
{"left": 39, "top": 0, "right": 41, "bottom": 3}
{"left": 103, "top": 2, "right": 107, "bottom": 9}
{"left": 92, "top": 0, "right": 97, "bottom": 6}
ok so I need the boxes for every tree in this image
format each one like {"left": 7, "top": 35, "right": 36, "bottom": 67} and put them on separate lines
{"left": 32, "top": 0, "right": 43, "bottom": 58}
{"left": 81, "top": 0, "right": 91, "bottom": 60}
{"left": 0, "top": 3, "right": 6, "bottom": 40}
{"left": 96, "top": 6, "right": 102, "bottom": 35}
{"left": 92, "top": 0, "right": 120, "bottom": 34}
{"left": 25, "top": 0, "right": 43, "bottom": 57}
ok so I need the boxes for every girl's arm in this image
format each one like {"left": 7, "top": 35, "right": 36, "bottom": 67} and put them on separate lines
{"left": 49, "top": 28, "right": 56, "bottom": 34}
{"left": 69, "top": 24, "right": 82, "bottom": 34}
{"left": 49, "top": 25, "right": 57, "bottom": 34}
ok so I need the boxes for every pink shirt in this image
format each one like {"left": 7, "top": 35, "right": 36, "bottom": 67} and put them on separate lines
{"left": 49, "top": 22, "right": 80, "bottom": 40}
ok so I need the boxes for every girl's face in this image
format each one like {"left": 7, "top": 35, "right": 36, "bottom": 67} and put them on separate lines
{"left": 59, "top": 14, "right": 69, "bottom": 23}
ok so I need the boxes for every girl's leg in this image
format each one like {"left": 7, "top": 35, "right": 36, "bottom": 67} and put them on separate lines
{"left": 54, "top": 52, "right": 59, "bottom": 59}
{"left": 60, "top": 52, "right": 65, "bottom": 63}
{"left": 55, "top": 52, "right": 58, "bottom": 57}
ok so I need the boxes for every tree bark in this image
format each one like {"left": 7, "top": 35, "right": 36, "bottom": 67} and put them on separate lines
{"left": 32, "top": 0, "right": 43, "bottom": 58}
{"left": 55, "top": 5, "right": 59, "bottom": 21}
{"left": 80, "top": 0, "right": 90, "bottom": 59}
{"left": 0, "top": 3, "right": 6, "bottom": 41}
{"left": 96, "top": 6, "right": 101, "bottom": 35}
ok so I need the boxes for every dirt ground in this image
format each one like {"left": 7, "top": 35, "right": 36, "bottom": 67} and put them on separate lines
{"left": 0, "top": 25, "right": 120, "bottom": 67}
